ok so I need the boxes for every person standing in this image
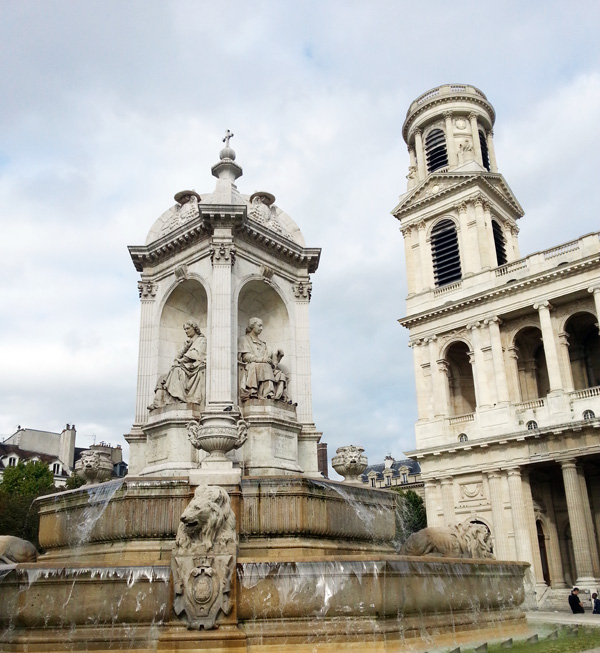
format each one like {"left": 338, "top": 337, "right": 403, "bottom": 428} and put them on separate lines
{"left": 592, "top": 592, "right": 600, "bottom": 614}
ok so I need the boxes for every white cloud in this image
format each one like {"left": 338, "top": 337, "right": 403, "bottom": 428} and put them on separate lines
{"left": 1, "top": 1, "right": 600, "bottom": 475}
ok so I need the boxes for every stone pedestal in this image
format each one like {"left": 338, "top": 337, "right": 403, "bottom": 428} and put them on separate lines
{"left": 138, "top": 404, "right": 204, "bottom": 476}
{"left": 240, "top": 400, "right": 303, "bottom": 476}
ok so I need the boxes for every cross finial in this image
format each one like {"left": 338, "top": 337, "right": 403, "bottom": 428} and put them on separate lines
{"left": 223, "top": 129, "right": 234, "bottom": 146}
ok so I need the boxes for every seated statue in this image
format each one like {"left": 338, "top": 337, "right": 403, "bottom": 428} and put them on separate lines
{"left": 238, "top": 317, "right": 288, "bottom": 401}
{"left": 149, "top": 321, "right": 207, "bottom": 410}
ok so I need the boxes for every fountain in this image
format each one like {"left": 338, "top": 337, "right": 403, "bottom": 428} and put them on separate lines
{"left": 0, "top": 133, "right": 528, "bottom": 651}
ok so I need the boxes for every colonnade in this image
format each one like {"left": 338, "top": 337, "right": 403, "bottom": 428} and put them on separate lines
{"left": 410, "top": 296, "right": 600, "bottom": 420}
{"left": 425, "top": 461, "right": 600, "bottom": 588}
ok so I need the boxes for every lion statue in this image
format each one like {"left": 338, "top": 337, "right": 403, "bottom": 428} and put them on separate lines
{"left": 175, "top": 484, "right": 236, "bottom": 553}
{"left": 400, "top": 522, "right": 494, "bottom": 559}
{"left": 0, "top": 535, "right": 38, "bottom": 564}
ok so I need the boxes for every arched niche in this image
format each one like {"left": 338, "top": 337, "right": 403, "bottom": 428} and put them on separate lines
{"left": 158, "top": 280, "right": 208, "bottom": 375}
{"left": 237, "top": 279, "right": 292, "bottom": 385}
{"left": 564, "top": 311, "right": 600, "bottom": 390}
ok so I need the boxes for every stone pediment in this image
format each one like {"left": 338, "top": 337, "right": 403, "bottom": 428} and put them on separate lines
{"left": 392, "top": 173, "right": 523, "bottom": 220}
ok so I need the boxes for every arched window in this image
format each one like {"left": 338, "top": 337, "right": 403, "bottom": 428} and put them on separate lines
{"left": 583, "top": 409, "right": 595, "bottom": 420}
{"left": 564, "top": 313, "right": 600, "bottom": 391}
{"left": 446, "top": 342, "right": 476, "bottom": 415}
{"left": 479, "top": 130, "right": 491, "bottom": 171}
{"left": 458, "top": 433, "right": 468, "bottom": 442}
{"left": 425, "top": 129, "right": 448, "bottom": 172}
{"left": 431, "top": 220, "right": 461, "bottom": 286}
{"left": 492, "top": 220, "right": 507, "bottom": 266}
{"left": 527, "top": 420, "right": 538, "bottom": 430}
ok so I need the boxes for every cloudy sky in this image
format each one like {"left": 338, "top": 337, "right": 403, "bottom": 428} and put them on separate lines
{"left": 1, "top": 1, "right": 600, "bottom": 475}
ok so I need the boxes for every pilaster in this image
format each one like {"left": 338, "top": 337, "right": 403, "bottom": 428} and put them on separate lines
{"left": 414, "top": 128, "right": 426, "bottom": 181}
{"left": 484, "top": 316, "right": 509, "bottom": 404}
{"left": 506, "top": 467, "right": 535, "bottom": 564}
{"left": 135, "top": 281, "right": 159, "bottom": 423}
{"left": 487, "top": 470, "right": 510, "bottom": 560}
{"left": 469, "top": 112, "right": 483, "bottom": 166}
{"left": 440, "top": 476, "right": 456, "bottom": 527}
{"left": 467, "top": 322, "right": 491, "bottom": 408}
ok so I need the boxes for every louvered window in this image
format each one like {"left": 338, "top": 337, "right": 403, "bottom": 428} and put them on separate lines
{"left": 479, "top": 130, "right": 490, "bottom": 171}
{"left": 431, "top": 219, "right": 461, "bottom": 286}
{"left": 492, "top": 220, "right": 507, "bottom": 266}
{"left": 425, "top": 129, "right": 448, "bottom": 172}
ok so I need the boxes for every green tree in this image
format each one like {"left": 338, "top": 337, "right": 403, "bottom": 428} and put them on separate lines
{"left": 0, "top": 460, "right": 56, "bottom": 548}
{"left": 64, "top": 473, "right": 85, "bottom": 490}
{"left": 391, "top": 488, "right": 427, "bottom": 546}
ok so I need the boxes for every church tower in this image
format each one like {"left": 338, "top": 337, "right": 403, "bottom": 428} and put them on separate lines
{"left": 395, "top": 85, "right": 600, "bottom": 603}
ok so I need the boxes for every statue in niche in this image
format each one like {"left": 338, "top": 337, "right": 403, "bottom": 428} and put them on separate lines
{"left": 149, "top": 321, "right": 207, "bottom": 410}
{"left": 238, "top": 317, "right": 289, "bottom": 402}
{"left": 172, "top": 484, "right": 236, "bottom": 630}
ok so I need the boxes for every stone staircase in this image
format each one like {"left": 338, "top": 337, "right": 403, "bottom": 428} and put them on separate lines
{"left": 539, "top": 587, "right": 592, "bottom": 612}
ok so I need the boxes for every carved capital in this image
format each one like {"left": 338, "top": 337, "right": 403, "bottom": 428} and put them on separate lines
{"left": 293, "top": 281, "right": 312, "bottom": 301}
{"left": 444, "top": 110, "right": 453, "bottom": 120}
{"left": 209, "top": 244, "right": 236, "bottom": 266}
{"left": 558, "top": 331, "right": 570, "bottom": 347}
{"left": 138, "top": 281, "right": 158, "bottom": 300}
{"left": 417, "top": 219, "right": 427, "bottom": 231}
{"left": 414, "top": 127, "right": 422, "bottom": 136}
{"left": 468, "top": 112, "right": 478, "bottom": 122}
{"left": 456, "top": 201, "right": 468, "bottom": 214}
{"left": 533, "top": 300, "right": 553, "bottom": 313}
{"left": 588, "top": 286, "right": 600, "bottom": 296}
{"left": 483, "top": 315, "right": 501, "bottom": 327}
{"left": 466, "top": 321, "right": 481, "bottom": 331}
{"left": 437, "top": 359, "right": 450, "bottom": 376}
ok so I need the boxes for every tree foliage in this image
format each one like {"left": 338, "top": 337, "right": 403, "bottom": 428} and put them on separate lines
{"left": 1, "top": 460, "right": 55, "bottom": 495}
{"left": 391, "top": 488, "right": 427, "bottom": 546}
{"left": 64, "top": 473, "right": 85, "bottom": 490}
{"left": 0, "top": 460, "right": 56, "bottom": 548}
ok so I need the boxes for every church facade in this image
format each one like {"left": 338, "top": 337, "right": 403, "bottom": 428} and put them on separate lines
{"left": 395, "top": 84, "right": 600, "bottom": 603}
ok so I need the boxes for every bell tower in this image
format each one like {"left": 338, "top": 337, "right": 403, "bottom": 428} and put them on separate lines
{"left": 396, "top": 84, "right": 523, "bottom": 296}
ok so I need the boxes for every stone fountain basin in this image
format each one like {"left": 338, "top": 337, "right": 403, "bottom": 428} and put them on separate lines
{"left": 0, "top": 555, "right": 527, "bottom": 631}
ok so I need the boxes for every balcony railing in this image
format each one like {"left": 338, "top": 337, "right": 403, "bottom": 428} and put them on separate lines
{"left": 569, "top": 386, "right": 600, "bottom": 400}
{"left": 449, "top": 413, "right": 475, "bottom": 425}
{"left": 516, "top": 399, "right": 545, "bottom": 412}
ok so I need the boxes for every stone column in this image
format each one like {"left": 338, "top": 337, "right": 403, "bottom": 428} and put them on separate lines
{"left": 521, "top": 471, "right": 547, "bottom": 589}
{"left": 468, "top": 322, "right": 491, "bottom": 408}
{"left": 414, "top": 128, "right": 426, "bottom": 181}
{"left": 440, "top": 477, "right": 456, "bottom": 526}
{"left": 135, "top": 281, "right": 159, "bottom": 424}
{"left": 558, "top": 331, "right": 575, "bottom": 393}
{"left": 506, "top": 467, "right": 535, "bottom": 564}
{"left": 507, "top": 346, "right": 521, "bottom": 402}
{"left": 487, "top": 470, "right": 510, "bottom": 560}
{"left": 402, "top": 226, "right": 416, "bottom": 295}
{"left": 456, "top": 200, "right": 481, "bottom": 275}
{"left": 534, "top": 301, "right": 563, "bottom": 392}
{"left": 561, "top": 459, "right": 596, "bottom": 584}
{"left": 410, "top": 225, "right": 423, "bottom": 292}
{"left": 417, "top": 220, "right": 433, "bottom": 289}
{"left": 474, "top": 196, "right": 492, "bottom": 269}
{"left": 540, "top": 480, "right": 567, "bottom": 588}
{"left": 407, "top": 149, "right": 418, "bottom": 190}
{"left": 469, "top": 112, "right": 483, "bottom": 165}
{"left": 207, "top": 238, "right": 235, "bottom": 406}
{"left": 589, "top": 474, "right": 600, "bottom": 571}
{"left": 409, "top": 339, "right": 429, "bottom": 420}
{"left": 588, "top": 286, "right": 600, "bottom": 324}
{"left": 444, "top": 111, "right": 457, "bottom": 167}
{"left": 427, "top": 336, "right": 450, "bottom": 417}
{"left": 485, "top": 316, "right": 510, "bottom": 404}
{"left": 293, "top": 281, "right": 313, "bottom": 425}
{"left": 423, "top": 479, "right": 440, "bottom": 527}
{"left": 578, "top": 467, "right": 600, "bottom": 578}
{"left": 486, "top": 130, "right": 498, "bottom": 172}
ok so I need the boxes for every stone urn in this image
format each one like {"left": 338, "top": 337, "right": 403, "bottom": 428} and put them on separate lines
{"left": 187, "top": 414, "right": 248, "bottom": 463}
{"left": 75, "top": 449, "right": 114, "bottom": 485}
{"left": 331, "top": 445, "right": 368, "bottom": 484}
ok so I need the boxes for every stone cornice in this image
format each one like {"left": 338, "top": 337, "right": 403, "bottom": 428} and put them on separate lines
{"left": 398, "top": 256, "right": 600, "bottom": 329}
{"left": 406, "top": 417, "right": 600, "bottom": 462}
{"left": 129, "top": 203, "right": 321, "bottom": 274}
{"left": 391, "top": 172, "right": 523, "bottom": 221}
{"left": 238, "top": 221, "right": 321, "bottom": 273}
{"left": 403, "top": 93, "right": 495, "bottom": 143}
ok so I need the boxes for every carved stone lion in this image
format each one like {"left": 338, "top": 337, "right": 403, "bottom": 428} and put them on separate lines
{"left": 172, "top": 484, "right": 237, "bottom": 630}
{"left": 175, "top": 485, "right": 236, "bottom": 553}
{"left": 0, "top": 535, "right": 38, "bottom": 564}
{"left": 400, "top": 523, "right": 494, "bottom": 559}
